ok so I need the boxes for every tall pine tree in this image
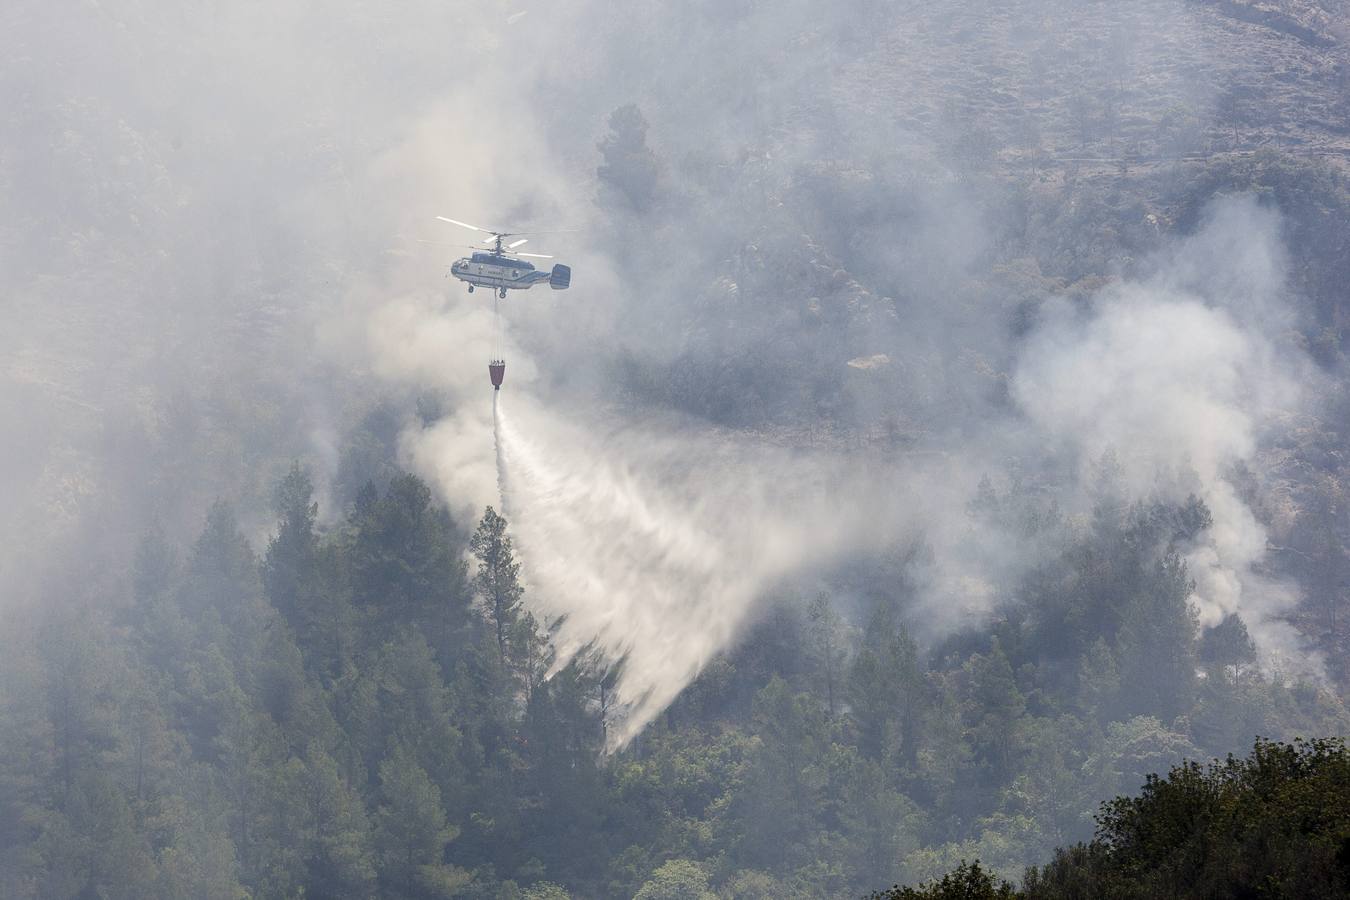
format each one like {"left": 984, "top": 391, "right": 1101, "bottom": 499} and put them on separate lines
{"left": 469, "top": 507, "right": 524, "bottom": 667}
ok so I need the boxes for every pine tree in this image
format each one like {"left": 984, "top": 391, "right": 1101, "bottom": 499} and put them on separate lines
{"left": 374, "top": 743, "right": 466, "bottom": 898}
{"left": 348, "top": 474, "right": 468, "bottom": 656}
{"left": 848, "top": 602, "right": 924, "bottom": 766}
{"left": 808, "top": 592, "right": 847, "bottom": 719}
{"left": 469, "top": 507, "right": 524, "bottom": 667}
{"left": 1117, "top": 550, "right": 1198, "bottom": 722}
{"left": 185, "top": 502, "right": 264, "bottom": 629}
{"left": 597, "top": 104, "right": 659, "bottom": 214}
{"left": 262, "top": 462, "right": 319, "bottom": 630}
{"left": 963, "top": 639, "right": 1026, "bottom": 780}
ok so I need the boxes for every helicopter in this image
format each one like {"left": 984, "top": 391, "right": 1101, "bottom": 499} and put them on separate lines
{"left": 435, "top": 216, "right": 571, "bottom": 299}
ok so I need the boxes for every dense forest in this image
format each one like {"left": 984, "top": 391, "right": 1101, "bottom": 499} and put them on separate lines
{"left": 1, "top": 458, "right": 1346, "bottom": 897}
{"left": 5, "top": 0, "right": 1350, "bottom": 898}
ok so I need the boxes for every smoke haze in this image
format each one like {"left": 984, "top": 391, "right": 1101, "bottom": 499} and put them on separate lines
{"left": 9, "top": 3, "right": 1350, "bottom": 897}
{"left": 2, "top": 0, "right": 1340, "bottom": 735}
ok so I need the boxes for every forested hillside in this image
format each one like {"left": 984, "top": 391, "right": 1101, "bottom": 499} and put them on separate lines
{"left": 5, "top": 0, "right": 1350, "bottom": 898}
{"left": 2, "top": 462, "right": 1346, "bottom": 897}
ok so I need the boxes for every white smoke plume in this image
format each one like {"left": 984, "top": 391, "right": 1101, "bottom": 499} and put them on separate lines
{"left": 1010, "top": 195, "right": 1319, "bottom": 671}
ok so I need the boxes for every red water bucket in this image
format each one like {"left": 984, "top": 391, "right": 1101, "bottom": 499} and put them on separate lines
{"left": 488, "top": 359, "right": 505, "bottom": 390}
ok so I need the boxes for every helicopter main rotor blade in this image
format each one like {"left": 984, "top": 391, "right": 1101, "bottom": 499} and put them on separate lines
{"left": 436, "top": 216, "right": 489, "bottom": 233}
{"left": 436, "top": 216, "right": 573, "bottom": 240}
{"left": 517, "top": 252, "right": 554, "bottom": 259}
{"left": 416, "top": 241, "right": 483, "bottom": 251}
{"left": 507, "top": 238, "right": 528, "bottom": 249}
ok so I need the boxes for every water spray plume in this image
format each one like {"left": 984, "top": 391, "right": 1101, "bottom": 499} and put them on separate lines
{"left": 489, "top": 394, "right": 909, "bottom": 748}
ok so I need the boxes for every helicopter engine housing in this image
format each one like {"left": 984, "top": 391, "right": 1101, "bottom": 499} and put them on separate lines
{"left": 549, "top": 264, "right": 571, "bottom": 290}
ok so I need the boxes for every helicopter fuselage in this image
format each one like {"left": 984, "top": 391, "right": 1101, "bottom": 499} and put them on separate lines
{"left": 436, "top": 218, "right": 571, "bottom": 296}
{"left": 450, "top": 252, "right": 553, "bottom": 294}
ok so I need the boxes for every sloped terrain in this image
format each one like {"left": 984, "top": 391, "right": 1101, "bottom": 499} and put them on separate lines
{"left": 4, "top": 3, "right": 1350, "bottom": 897}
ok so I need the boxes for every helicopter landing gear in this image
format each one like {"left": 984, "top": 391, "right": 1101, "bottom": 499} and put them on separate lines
{"left": 467, "top": 284, "right": 474, "bottom": 293}
{"left": 498, "top": 288, "right": 507, "bottom": 299}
